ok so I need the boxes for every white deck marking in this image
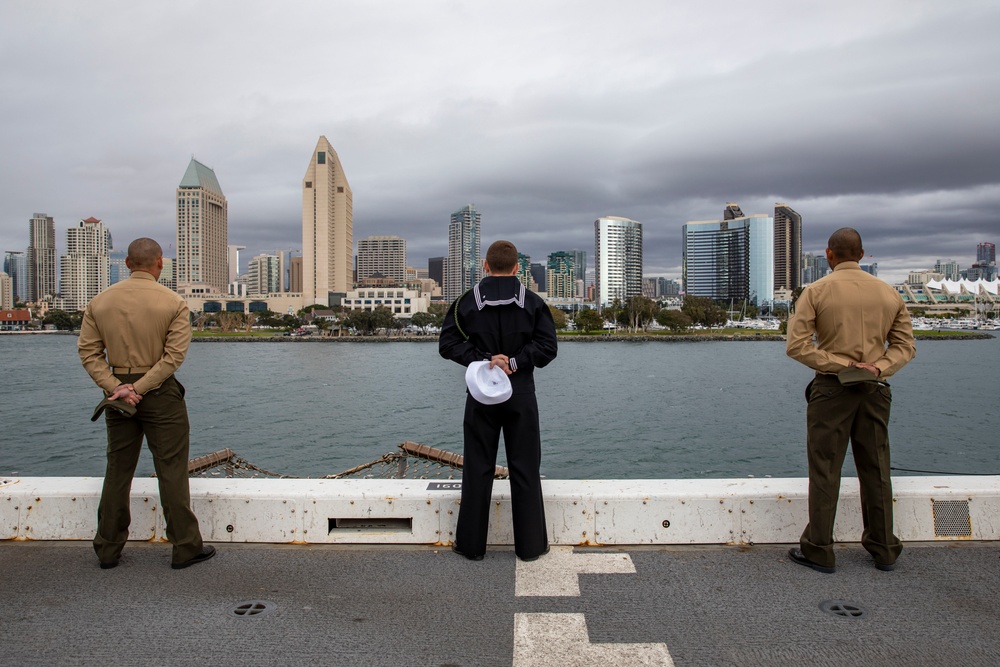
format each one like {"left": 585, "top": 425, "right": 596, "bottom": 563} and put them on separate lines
{"left": 515, "top": 546, "right": 636, "bottom": 597}
{"left": 512, "top": 613, "right": 674, "bottom": 667}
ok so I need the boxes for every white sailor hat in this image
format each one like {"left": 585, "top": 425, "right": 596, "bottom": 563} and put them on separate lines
{"left": 465, "top": 360, "right": 513, "bottom": 405}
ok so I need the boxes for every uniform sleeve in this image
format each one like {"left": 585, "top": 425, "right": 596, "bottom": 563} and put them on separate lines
{"left": 785, "top": 286, "right": 848, "bottom": 374}
{"left": 132, "top": 299, "right": 191, "bottom": 395}
{"left": 78, "top": 304, "right": 119, "bottom": 394}
{"left": 873, "top": 298, "right": 916, "bottom": 378}
{"left": 509, "top": 302, "right": 558, "bottom": 374}
{"left": 438, "top": 296, "right": 489, "bottom": 367}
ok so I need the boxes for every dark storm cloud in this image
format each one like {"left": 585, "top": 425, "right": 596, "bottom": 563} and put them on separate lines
{"left": 1, "top": 1, "right": 997, "bottom": 285}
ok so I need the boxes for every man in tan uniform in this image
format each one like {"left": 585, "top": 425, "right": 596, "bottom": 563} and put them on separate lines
{"left": 79, "top": 238, "right": 214, "bottom": 570}
{"left": 786, "top": 227, "right": 915, "bottom": 574}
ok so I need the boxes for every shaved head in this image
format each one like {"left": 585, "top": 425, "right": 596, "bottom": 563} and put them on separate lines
{"left": 127, "top": 238, "right": 163, "bottom": 271}
{"left": 827, "top": 228, "right": 864, "bottom": 262}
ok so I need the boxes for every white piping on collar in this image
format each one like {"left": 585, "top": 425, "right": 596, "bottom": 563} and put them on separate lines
{"left": 473, "top": 281, "right": 526, "bottom": 310}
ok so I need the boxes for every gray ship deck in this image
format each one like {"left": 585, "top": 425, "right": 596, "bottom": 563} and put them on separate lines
{"left": 2, "top": 541, "right": 997, "bottom": 666}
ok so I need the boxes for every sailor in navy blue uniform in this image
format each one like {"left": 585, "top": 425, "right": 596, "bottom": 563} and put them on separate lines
{"left": 439, "top": 240, "right": 558, "bottom": 561}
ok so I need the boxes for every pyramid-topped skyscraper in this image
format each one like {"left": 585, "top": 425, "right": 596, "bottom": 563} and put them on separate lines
{"left": 176, "top": 158, "right": 228, "bottom": 293}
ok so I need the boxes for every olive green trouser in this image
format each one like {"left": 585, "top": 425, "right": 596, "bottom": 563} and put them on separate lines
{"left": 93, "top": 375, "right": 204, "bottom": 565}
{"left": 800, "top": 374, "right": 903, "bottom": 569}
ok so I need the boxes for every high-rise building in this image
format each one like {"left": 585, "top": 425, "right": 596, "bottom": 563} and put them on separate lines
{"left": 428, "top": 257, "right": 444, "bottom": 288}
{"left": 290, "top": 256, "right": 303, "bottom": 293}
{"left": 109, "top": 250, "right": 129, "bottom": 285}
{"left": 228, "top": 245, "right": 246, "bottom": 285}
{"left": 27, "top": 213, "right": 56, "bottom": 302}
{"left": 978, "top": 242, "right": 996, "bottom": 265}
{"left": 0, "top": 272, "right": 12, "bottom": 310}
{"left": 569, "top": 249, "right": 587, "bottom": 283}
{"left": 59, "top": 217, "right": 112, "bottom": 311}
{"left": 683, "top": 211, "right": 774, "bottom": 305}
{"left": 642, "top": 276, "right": 680, "bottom": 298}
{"left": 659, "top": 277, "right": 680, "bottom": 296}
{"left": 302, "top": 136, "right": 353, "bottom": 306}
{"left": 176, "top": 158, "right": 228, "bottom": 293}
{"left": 530, "top": 263, "right": 546, "bottom": 293}
{"left": 723, "top": 203, "right": 745, "bottom": 220}
{"left": 641, "top": 277, "right": 657, "bottom": 299}
{"left": 444, "top": 204, "right": 481, "bottom": 302}
{"left": 773, "top": 204, "right": 802, "bottom": 291}
{"left": 159, "top": 258, "right": 176, "bottom": 292}
{"left": 247, "top": 254, "right": 282, "bottom": 295}
{"left": 934, "top": 259, "right": 960, "bottom": 281}
{"left": 516, "top": 253, "right": 532, "bottom": 288}
{"left": 546, "top": 251, "right": 576, "bottom": 299}
{"left": 974, "top": 242, "right": 997, "bottom": 280}
{"left": 802, "top": 252, "right": 830, "bottom": 285}
{"left": 3, "top": 251, "right": 26, "bottom": 303}
{"left": 357, "top": 235, "right": 406, "bottom": 283}
{"left": 272, "top": 250, "right": 288, "bottom": 292}
{"left": 860, "top": 263, "right": 878, "bottom": 277}
{"left": 595, "top": 216, "right": 643, "bottom": 308}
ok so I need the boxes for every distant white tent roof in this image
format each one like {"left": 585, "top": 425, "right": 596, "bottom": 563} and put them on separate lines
{"left": 925, "top": 278, "right": 1000, "bottom": 295}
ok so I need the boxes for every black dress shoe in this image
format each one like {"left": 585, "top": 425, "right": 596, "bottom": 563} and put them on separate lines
{"left": 874, "top": 560, "right": 896, "bottom": 571}
{"left": 788, "top": 548, "right": 835, "bottom": 574}
{"left": 171, "top": 545, "right": 216, "bottom": 570}
{"left": 452, "top": 545, "right": 484, "bottom": 561}
{"left": 99, "top": 558, "right": 120, "bottom": 570}
{"left": 518, "top": 546, "right": 550, "bottom": 562}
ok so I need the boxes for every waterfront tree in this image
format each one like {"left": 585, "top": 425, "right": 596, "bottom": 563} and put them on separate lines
{"left": 427, "top": 302, "right": 448, "bottom": 329}
{"left": 549, "top": 305, "right": 568, "bottom": 330}
{"left": 411, "top": 311, "right": 434, "bottom": 332}
{"left": 574, "top": 308, "right": 603, "bottom": 333}
{"left": 790, "top": 287, "right": 805, "bottom": 312}
{"left": 656, "top": 309, "right": 692, "bottom": 333}
{"left": 602, "top": 299, "right": 623, "bottom": 331}
{"left": 215, "top": 312, "right": 241, "bottom": 333}
{"left": 42, "top": 309, "right": 82, "bottom": 331}
{"left": 681, "top": 296, "right": 727, "bottom": 328}
{"left": 621, "top": 296, "right": 658, "bottom": 332}
{"left": 385, "top": 314, "right": 405, "bottom": 335}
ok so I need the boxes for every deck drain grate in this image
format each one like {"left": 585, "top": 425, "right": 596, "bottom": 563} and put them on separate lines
{"left": 229, "top": 600, "right": 277, "bottom": 618}
{"left": 819, "top": 600, "right": 867, "bottom": 619}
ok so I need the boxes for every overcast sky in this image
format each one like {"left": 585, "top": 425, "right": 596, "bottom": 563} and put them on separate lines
{"left": 2, "top": 0, "right": 998, "bottom": 285}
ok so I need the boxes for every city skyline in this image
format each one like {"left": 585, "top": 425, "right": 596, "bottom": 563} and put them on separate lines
{"left": 1, "top": 2, "right": 998, "bottom": 286}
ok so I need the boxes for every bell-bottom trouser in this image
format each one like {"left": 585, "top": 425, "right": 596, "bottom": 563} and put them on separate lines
{"left": 456, "top": 392, "right": 548, "bottom": 559}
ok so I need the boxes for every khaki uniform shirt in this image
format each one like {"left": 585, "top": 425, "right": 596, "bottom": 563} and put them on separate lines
{"left": 786, "top": 261, "right": 915, "bottom": 378}
{"left": 78, "top": 271, "right": 191, "bottom": 395}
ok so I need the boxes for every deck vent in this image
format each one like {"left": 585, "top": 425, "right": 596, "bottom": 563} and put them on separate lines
{"left": 229, "top": 600, "right": 277, "bottom": 618}
{"left": 819, "top": 600, "right": 867, "bottom": 619}
{"left": 932, "top": 500, "right": 972, "bottom": 537}
{"left": 328, "top": 517, "right": 413, "bottom": 534}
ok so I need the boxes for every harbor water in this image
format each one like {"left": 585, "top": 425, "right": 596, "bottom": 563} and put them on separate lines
{"left": 1, "top": 334, "right": 997, "bottom": 479}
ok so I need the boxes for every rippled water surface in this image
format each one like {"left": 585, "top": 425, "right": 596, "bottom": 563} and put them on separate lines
{"left": 1, "top": 334, "right": 997, "bottom": 479}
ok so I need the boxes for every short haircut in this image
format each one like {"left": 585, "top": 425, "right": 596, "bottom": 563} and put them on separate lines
{"left": 127, "top": 238, "right": 163, "bottom": 270}
{"left": 486, "top": 240, "right": 518, "bottom": 273}
{"left": 827, "top": 227, "right": 863, "bottom": 262}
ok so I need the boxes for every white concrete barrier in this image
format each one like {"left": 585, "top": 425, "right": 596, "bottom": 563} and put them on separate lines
{"left": 1, "top": 476, "right": 997, "bottom": 544}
